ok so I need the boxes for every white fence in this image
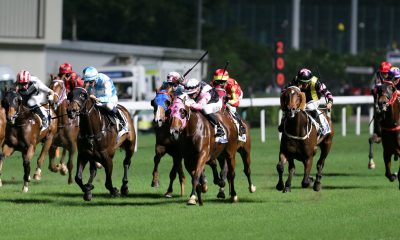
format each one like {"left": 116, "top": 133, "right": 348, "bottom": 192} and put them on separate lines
{"left": 120, "top": 95, "right": 375, "bottom": 148}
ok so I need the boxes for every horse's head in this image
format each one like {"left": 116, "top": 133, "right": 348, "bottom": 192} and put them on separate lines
{"left": 280, "top": 86, "right": 306, "bottom": 118}
{"left": 377, "top": 81, "right": 397, "bottom": 112}
{"left": 1, "top": 89, "right": 22, "bottom": 124}
{"left": 169, "top": 96, "right": 189, "bottom": 140}
{"left": 50, "top": 79, "right": 67, "bottom": 110}
{"left": 151, "top": 90, "right": 172, "bottom": 127}
{"left": 67, "top": 87, "right": 89, "bottom": 119}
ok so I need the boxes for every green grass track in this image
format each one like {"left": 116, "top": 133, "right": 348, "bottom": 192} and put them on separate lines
{"left": 0, "top": 124, "right": 398, "bottom": 240}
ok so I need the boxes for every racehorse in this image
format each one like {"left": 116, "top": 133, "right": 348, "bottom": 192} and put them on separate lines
{"left": 376, "top": 81, "right": 400, "bottom": 186}
{"left": 0, "top": 89, "right": 57, "bottom": 192}
{"left": 277, "top": 86, "right": 333, "bottom": 192}
{"left": 169, "top": 96, "right": 239, "bottom": 205}
{"left": 150, "top": 90, "right": 186, "bottom": 197}
{"left": 67, "top": 87, "right": 136, "bottom": 201}
{"left": 48, "top": 78, "right": 80, "bottom": 184}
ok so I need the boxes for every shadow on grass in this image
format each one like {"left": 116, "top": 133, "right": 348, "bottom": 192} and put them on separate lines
{"left": 0, "top": 198, "right": 53, "bottom": 204}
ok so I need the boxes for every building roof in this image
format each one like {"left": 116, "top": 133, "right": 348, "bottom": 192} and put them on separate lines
{"left": 47, "top": 40, "right": 207, "bottom": 60}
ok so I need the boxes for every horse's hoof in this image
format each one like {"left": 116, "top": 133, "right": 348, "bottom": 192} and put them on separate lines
{"left": 83, "top": 191, "right": 92, "bottom": 201}
{"left": 151, "top": 180, "right": 159, "bottom": 188}
{"left": 313, "top": 182, "right": 322, "bottom": 191}
{"left": 68, "top": 178, "right": 74, "bottom": 185}
{"left": 276, "top": 182, "right": 284, "bottom": 191}
{"left": 33, "top": 174, "right": 41, "bottom": 181}
{"left": 60, "top": 164, "right": 68, "bottom": 175}
{"left": 22, "top": 186, "right": 29, "bottom": 193}
{"left": 121, "top": 186, "right": 129, "bottom": 196}
{"left": 110, "top": 188, "right": 120, "bottom": 197}
{"left": 164, "top": 192, "right": 173, "bottom": 198}
{"left": 387, "top": 174, "right": 397, "bottom": 182}
{"left": 302, "top": 181, "right": 311, "bottom": 188}
{"left": 0, "top": 179, "right": 2, "bottom": 187}
{"left": 201, "top": 184, "right": 208, "bottom": 193}
{"left": 249, "top": 184, "right": 256, "bottom": 193}
{"left": 283, "top": 187, "right": 291, "bottom": 193}
{"left": 217, "top": 189, "right": 226, "bottom": 199}
{"left": 231, "top": 195, "right": 238, "bottom": 203}
{"left": 95, "top": 162, "right": 103, "bottom": 169}
{"left": 187, "top": 195, "right": 197, "bottom": 205}
{"left": 368, "top": 160, "right": 376, "bottom": 169}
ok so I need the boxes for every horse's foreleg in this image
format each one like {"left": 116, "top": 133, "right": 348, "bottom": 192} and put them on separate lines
{"left": 59, "top": 148, "right": 69, "bottom": 176}
{"left": 383, "top": 150, "right": 396, "bottom": 182}
{"left": 47, "top": 145, "right": 60, "bottom": 173}
{"left": 21, "top": 145, "right": 35, "bottom": 192}
{"left": 301, "top": 156, "right": 313, "bottom": 189}
{"left": 238, "top": 146, "right": 256, "bottom": 193}
{"left": 284, "top": 158, "right": 295, "bottom": 192}
{"left": 34, "top": 136, "right": 54, "bottom": 181}
{"left": 103, "top": 158, "right": 119, "bottom": 197}
{"left": 152, "top": 145, "right": 166, "bottom": 188}
{"left": 314, "top": 141, "right": 332, "bottom": 191}
{"left": 121, "top": 147, "right": 133, "bottom": 197}
{"left": 187, "top": 153, "right": 208, "bottom": 206}
{"left": 66, "top": 143, "right": 76, "bottom": 184}
{"left": 0, "top": 145, "right": 14, "bottom": 187}
{"left": 165, "top": 154, "right": 184, "bottom": 198}
{"left": 215, "top": 158, "right": 227, "bottom": 199}
{"left": 276, "top": 152, "right": 286, "bottom": 191}
{"left": 226, "top": 153, "right": 238, "bottom": 203}
{"left": 0, "top": 152, "right": 4, "bottom": 187}
{"left": 75, "top": 154, "right": 89, "bottom": 199}
{"left": 368, "top": 134, "right": 381, "bottom": 169}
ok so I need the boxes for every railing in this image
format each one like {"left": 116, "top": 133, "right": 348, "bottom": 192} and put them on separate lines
{"left": 120, "top": 95, "right": 374, "bottom": 148}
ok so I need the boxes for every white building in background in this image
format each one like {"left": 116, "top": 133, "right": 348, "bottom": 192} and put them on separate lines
{"left": 0, "top": 0, "right": 207, "bottom": 99}
{"left": 0, "top": 0, "right": 62, "bottom": 80}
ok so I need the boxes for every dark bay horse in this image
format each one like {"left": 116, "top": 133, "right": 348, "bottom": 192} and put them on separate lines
{"left": 150, "top": 90, "right": 185, "bottom": 197}
{"left": 277, "top": 86, "right": 334, "bottom": 192}
{"left": 67, "top": 87, "right": 136, "bottom": 201}
{"left": 169, "top": 96, "right": 239, "bottom": 205}
{"left": 48, "top": 79, "right": 80, "bottom": 184}
{"left": 376, "top": 81, "right": 400, "bottom": 186}
{"left": 0, "top": 89, "right": 57, "bottom": 192}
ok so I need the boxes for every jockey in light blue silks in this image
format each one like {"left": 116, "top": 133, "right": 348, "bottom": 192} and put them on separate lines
{"left": 82, "top": 66, "right": 127, "bottom": 134}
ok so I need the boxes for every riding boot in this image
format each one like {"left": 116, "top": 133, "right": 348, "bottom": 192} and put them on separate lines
{"left": 113, "top": 107, "right": 126, "bottom": 130}
{"left": 206, "top": 113, "right": 225, "bottom": 137}
{"left": 233, "top": 111, "right": 246, "bottom": 134}
{"left": 33, "top": 106, "right": 48, "bottom": 130}
{"left": 311, "top": 110, "right": 323, "bottom": 135}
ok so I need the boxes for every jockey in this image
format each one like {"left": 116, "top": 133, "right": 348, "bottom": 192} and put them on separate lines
{"left": 82, "top": 66, "right": 127, "bottom": 134}
{"left": 159, "top": 71, "right": 185, "bottom": 96}
{"left": 388, "top": 66, "right": 400, "bottom": 90}
{"left": 184, "top": 78, "right": 225, "bottom": 137}
{"left": 279, "top": 68, "right": 333, "bottom": 136}
{"left": 211, "top": 69, "right": 246, "bottom": 135}
{"left": 57, "top": 62, "right": 84, "bottom": 92}
{"left": 371, "top": 61, "right": 392, "bottom": 102}
{"left": 15, "top": 70, "right": 55, "bottom": 131}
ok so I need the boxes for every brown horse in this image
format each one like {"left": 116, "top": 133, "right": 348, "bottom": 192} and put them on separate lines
{"left": 150, "top": 90, "right": 186, "bottom": 197}
{"left": 376, "top": 81, "right": 400, "bottom": 185}
{"left": 48, "top": 78, "right": 80, "bottom": 184}
{"left": 169, "top": 96, "right": 240, "bottom": 205}
{"left": 277, "top": 86, "right": 334, "bottom": 192}
{"left": 67, "top": 87, "right": 136, "bottom": 201}
{"left": 0, "top": 89, "right": 57, "bottom": 192}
